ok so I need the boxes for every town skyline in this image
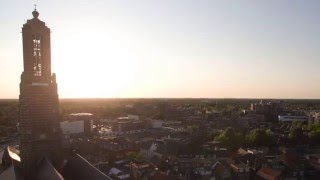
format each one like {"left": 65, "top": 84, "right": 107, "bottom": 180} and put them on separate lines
{"left": 1, "top": 0, "right": 320, "bottom": 99}
{"left": 1, "top": 3, "right": 320, "bottom": 178}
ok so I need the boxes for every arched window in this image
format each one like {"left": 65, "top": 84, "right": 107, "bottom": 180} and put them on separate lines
{"left": 33, "top": 34, "right": 42, "bottom": 76}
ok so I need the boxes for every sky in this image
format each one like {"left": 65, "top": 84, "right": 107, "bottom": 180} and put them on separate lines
{"left": 0, "top": 0, "right": 320, "bottom": 99}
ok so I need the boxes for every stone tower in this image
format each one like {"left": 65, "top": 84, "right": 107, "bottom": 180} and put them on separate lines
{"left": 19, "top": 8, "right": 61, "bottom": 178}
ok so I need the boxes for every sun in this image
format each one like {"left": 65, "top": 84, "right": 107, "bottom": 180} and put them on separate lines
{"left": 52, "top": 30, "right": 138, "bottom": 98}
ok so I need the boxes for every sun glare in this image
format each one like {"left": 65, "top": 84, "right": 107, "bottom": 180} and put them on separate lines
{"left": 53, "top": 30, "right": 138, "bottom": 98}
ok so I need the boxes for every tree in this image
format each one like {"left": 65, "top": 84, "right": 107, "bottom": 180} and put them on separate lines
{"left": 291, "top": 120, "right": 303, "bottom": 129}
{"left": 207, "top": 130, "right": 221, "bottom": 140}
{"left": 188, "top": 125, "right": 199, "bottom": 135}
{"left": 309, "top": 130, "right": 320, "bottom": 145}
{"left": 126, "top": 151, "right": 144, "bottom": 161}
{"left": 309, "top": 124, "right": 320, "bottom": 145}
{"left": 310, "top": 124, "right": 320, "bottom": 131}
{"left": 289, "top": 127, "right": 308, "bottom": 145}
{"left": 215, "top": 127, "right": 243, "bottom": 151}
{"left": 246, "top": 129, "right": 275, "bottom": 147}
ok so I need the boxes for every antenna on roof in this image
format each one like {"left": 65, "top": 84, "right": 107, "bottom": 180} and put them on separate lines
{"left": 34, "top": 4, "right": 37, "bottom": 11}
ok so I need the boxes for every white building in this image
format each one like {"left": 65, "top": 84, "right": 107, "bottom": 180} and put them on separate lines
{"left": 60, "top": 120, "right": 85, "bottom": 134}
{"left": 278, "top": 115, "right": 308, "bottom": 122}
{"left": 60, "top": 113, "right": 94, "bottom": 135}
{"left": 128, "top": 115, "right": 139, "bottom": 120}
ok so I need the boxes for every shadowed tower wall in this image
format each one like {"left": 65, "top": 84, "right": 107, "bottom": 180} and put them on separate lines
{"left": 19, "top": 9, "right": 61, "bottom": 178}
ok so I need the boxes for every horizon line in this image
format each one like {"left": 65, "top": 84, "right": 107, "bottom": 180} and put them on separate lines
{"left": 1, "top": 97, "right": 320, "bottom": 100}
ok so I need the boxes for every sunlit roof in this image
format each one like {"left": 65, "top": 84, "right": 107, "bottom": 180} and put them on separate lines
{"left": 69, "top": 113, "right": 93, "bottom": 116}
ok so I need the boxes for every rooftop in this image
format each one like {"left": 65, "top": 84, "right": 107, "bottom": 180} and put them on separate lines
{"left": 69, "top": 113, "right": 93, "bottom": 116}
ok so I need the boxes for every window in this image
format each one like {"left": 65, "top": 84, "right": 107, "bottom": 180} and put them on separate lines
{"left": 33, "top": 34, "right": 42, "bottom": 76}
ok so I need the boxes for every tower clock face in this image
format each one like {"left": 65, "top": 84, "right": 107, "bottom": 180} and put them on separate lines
{"left": 33, "top": 34, "right": 42, "bottom": 76}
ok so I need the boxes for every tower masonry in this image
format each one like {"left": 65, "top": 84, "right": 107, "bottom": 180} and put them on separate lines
{"left": 19, "top": 8, "right": 62, "bottom": 178}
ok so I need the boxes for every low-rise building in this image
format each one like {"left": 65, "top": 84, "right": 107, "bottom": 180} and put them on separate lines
{"left": 60, "top": 113, "right": 93, "bottom": 136}
{"left": 278, "top": 115, "right": 308, "bottom": 123}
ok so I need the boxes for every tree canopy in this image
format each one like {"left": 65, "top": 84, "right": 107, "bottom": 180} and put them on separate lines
{"left": 246, "top": 129, "right": 275, "bottom": 147}
{"left": 309, "top": 124, "right": 320, "bottom": 145}
{"left": 215, "top": 127, "right": 243, "bottom": 151}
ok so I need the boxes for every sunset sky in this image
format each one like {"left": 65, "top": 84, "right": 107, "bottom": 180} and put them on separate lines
{"left": 1, "top": 0, "right": 320, "bottom": 99}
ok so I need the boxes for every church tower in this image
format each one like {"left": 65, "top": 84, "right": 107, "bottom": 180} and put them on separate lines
{"left": 19, "top": 8, "right": 61, "bottom": 178}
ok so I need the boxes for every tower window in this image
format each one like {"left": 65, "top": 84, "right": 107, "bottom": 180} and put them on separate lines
{"left": 33, "top": 34, "right": 42, "bottom": 76}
